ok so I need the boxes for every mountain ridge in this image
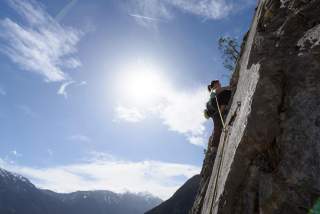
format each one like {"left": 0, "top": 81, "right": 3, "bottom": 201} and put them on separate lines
{"left": 145, "top": 174, "right": 200, "bottom": 214}
{"left": 0, "top": 167, "right": 162, "bottom": 214}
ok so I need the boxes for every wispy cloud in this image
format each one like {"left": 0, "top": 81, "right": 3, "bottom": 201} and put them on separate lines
{"left": 129, "top": 14, "right": 165, "bottom": 22}
{"left": 17, "top": 105, "right": 37, "bottom": 117}
{"left": 0, "top": 154, "right": 200, "bottom": 200}
{"left": 55, "top": 0, "right": 79, "bottom": 22}
{"left": 167, "top": 0, "right": 233, "bottom": 19}
{"left": 162, "top": 88, "right": 209, "bottom": 146}
{"left": 128, "top": 0, "right": 172, "bottom": 30}
{"left": 0, "top": 0, "right": 82, "bottom": 82}
{"left": 128, "top": 0, "right": 254, "bottom": 28}
{"left": 159, "top": 88, "right": 208, "bottom": 138}
{"left": 57, "top": 80, "right": 75, "bottom": 98}
{"left": 114, "top": 106, "right": 146, "bottom": 123}
{"left": 68, "top": 134, "right": 92, "bottom": 143}
{"left": 114, "top": 84, "right": 209, "bottom": 146}
{"left": 128, "top": 13, "right": 168, "bottom": 30}
{"left": 57, "top": 80, "right": 87, "bottom": 98}
{"left": 11, "top": 150, "right": 22, "bottom": 157}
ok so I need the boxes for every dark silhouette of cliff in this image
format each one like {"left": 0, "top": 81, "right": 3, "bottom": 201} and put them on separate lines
{"left": 145, "top": 175, "right": 200, "bottom": 214}
{"left": 191, "top": 0, "right": 320, "bottom": 213}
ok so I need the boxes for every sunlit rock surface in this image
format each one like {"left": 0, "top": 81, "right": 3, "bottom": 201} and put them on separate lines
{"left": 191, "top": 0, "right": 320, "bottom": 213}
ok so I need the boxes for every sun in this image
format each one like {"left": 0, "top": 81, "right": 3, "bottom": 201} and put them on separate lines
{"left": 116, "top": 60, "right": 168, "bottom": 106}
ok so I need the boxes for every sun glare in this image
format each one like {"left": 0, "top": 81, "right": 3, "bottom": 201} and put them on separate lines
{"left": 117, "top": 60, "right": 168, "bottom": 105}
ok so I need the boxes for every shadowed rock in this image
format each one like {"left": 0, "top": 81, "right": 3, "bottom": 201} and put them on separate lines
{"left": 145, "top": 175, "right": 200, "bottom": 214}
{"left": 191, "top": 0, "right": 320, "bottom": 213}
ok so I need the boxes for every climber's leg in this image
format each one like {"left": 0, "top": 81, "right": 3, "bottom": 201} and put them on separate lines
{"left": 212, "top": 114, "right": 222, "bottom": 148}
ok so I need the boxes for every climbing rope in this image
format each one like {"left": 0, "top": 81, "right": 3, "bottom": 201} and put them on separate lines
{"left": 208, "top": 100, "right": 241, "bottom": 213}
{"left": 215, "top": 95, "right": 226, "bottom": 130}
{"left": 210, "top": 127, "right": 229, "bottom": 213}
{"left": 207, "top": 95, "right": 229, "bottom": 213}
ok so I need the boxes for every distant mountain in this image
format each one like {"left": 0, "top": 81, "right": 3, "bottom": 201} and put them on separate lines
{"left": 145, "top": 175, "right": 200, "bottom": 214}
{"left": 0, "top": 168, "right": 162, "bottom": 214}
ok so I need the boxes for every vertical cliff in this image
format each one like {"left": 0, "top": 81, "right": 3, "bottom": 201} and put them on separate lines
{"left": 192, "top": 0, "right": 320, "bottom": 213}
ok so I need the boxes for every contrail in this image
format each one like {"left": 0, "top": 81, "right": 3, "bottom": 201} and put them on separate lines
{"left": 55, "top": 0, "right": 78, "bottom": 22}
{"left": 129, "top": 14, "right": 164, "bottom": 22}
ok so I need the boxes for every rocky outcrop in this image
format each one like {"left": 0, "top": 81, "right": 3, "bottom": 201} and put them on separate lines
{"left": 192, "top": 0, "right": 320, "bottom": 213}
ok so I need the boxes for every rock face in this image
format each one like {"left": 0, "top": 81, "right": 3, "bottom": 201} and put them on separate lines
{"left": 191, "top": 116, "right": 223, "bottom": 214}
{"left": 145, "top": 175, "right": 200, "bottom": 214}
{"left": 0, "top": 168, "right": 162, "bottom": 214}
{"left": 192, "top": 0, "right": 320, "bottom": 213}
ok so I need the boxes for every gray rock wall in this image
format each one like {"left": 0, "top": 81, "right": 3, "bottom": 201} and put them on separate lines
{"left": 194, "top": 0, "right": 320, "bottom": 213}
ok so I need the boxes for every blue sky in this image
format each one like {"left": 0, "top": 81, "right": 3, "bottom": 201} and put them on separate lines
{"left": 0, "top": 0, "right": 256, "bottom": 199}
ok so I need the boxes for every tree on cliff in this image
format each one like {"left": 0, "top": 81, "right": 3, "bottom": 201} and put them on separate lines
{"left": 218, "top": 36, "right": 240, "bottom": 72}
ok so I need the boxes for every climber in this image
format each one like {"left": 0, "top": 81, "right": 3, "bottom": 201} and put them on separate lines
{"left": 204, "top": 80, "right": 231, "bottom": 148}
{"left": 193, "top": 80, "right": 232, "bottom": 211}
{"left": 204, "top": 80, "right": 231, "bottom": 121}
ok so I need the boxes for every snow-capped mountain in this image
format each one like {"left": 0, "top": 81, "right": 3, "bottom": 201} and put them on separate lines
{"left": 0, "top": 168, "right": 162, "bottom": 214}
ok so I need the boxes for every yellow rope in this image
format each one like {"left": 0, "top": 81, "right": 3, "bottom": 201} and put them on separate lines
{"left": 210, "top": 129, "right": 229, "bottom": 213}
{"left": 208, "top": 100, "right": 242, "bottom": 213}
{"left": 207, "top": 95, "right": 228, "bottom": 213}
{"left": 215, "top": 95, "right": 226, "bottom": 130}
